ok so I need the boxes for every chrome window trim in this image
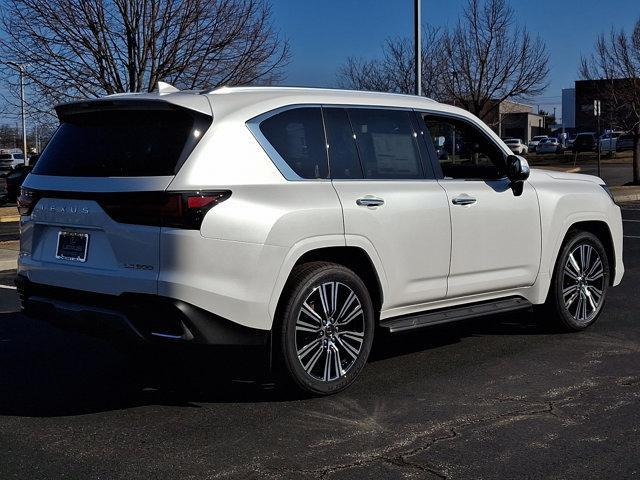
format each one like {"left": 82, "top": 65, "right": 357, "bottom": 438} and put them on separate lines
{"left": 246, "top": 103, "right": 414, "bottom": 182}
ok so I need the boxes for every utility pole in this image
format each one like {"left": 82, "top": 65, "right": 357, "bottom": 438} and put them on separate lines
{"left": 7, "top": 62, "right": 27, "bottom": 164}
{"left": 414, "top": 0, "right": 421, "bottom": 96}
{"left": 595, "top": 99, "right": 602, "bottom": 178}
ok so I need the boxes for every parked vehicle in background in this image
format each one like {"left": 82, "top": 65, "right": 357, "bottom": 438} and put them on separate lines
{"left": 6, "top": 164, "right": 32, "bottom": 201}
{"left": 504, "top": 138, "right": 528, "bottom": 154}
{"left": 0, "top": 176, "right": 8, "bottom": 204}
{"left": 616, "top": 133, "right": 635, "bottom": 152}
{"left": 567, "top": 134, "right": 577, "bottom": 149}
{"left": 599, "top": 131, "right": 624, "bottom": 153}
{"left": 536, "top": 137, "right": 563, "bottom": 154}
{"left": 16, "top": 86, "right": 625, "bottom": 395}
{"left": 528, "top": 135, "right": 548, "bottom": 152}
{"left": 572, "top": 132, "right": 597, "bottom": 152}
{"left": 0, "top": 150, "right": 25, "bottom": 169}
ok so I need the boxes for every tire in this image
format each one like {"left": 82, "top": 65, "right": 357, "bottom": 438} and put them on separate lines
{"left": 276, "top": 262, "right": 375, "bottom": 395}
{"left": 547, "top": 231, "right": 610, "bottom": 331}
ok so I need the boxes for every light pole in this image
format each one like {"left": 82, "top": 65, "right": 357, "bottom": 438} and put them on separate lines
{"left": 6, "top": 62, "right": 27, "bottom": 165}
{"left": 414, "top": 0, "right": 421, "bottom": 96}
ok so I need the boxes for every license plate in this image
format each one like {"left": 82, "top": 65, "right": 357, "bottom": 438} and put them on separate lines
{"left": 56, "top": 231, "right": 89, "bottom": 262}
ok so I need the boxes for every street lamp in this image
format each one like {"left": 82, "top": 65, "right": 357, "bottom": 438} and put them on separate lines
{"left": 6, "top": 62, "right": 27, "bottom": 165}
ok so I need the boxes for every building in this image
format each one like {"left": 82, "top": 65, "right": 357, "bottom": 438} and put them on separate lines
{"left": 562, "top": 88, "right": 575, "bottom": 129}
{"left": 483, "top": 100, "right": 546, "bottom": 143}
{"left": 574, "top": 79, "right": 636, "bottom": 132}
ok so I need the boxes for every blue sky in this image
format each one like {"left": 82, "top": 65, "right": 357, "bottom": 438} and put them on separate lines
{"left": 271, "top": 0, "right": 640, "bottom": 122}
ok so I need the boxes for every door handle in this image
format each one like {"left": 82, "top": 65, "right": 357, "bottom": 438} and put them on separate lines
{"left": 356, "top": 197, "right": 385, "bottom": 207}
{"left": 451, "top": 195, "right": 477, "bottom": 206}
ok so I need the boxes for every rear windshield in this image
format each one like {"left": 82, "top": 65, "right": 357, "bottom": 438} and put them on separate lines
{"left": 33, "top": 107, "right": 210, "bottom": 177}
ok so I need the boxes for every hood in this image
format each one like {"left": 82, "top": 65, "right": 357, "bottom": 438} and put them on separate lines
{"left": 530, "top": 168, "right": 604, "bottom": 184}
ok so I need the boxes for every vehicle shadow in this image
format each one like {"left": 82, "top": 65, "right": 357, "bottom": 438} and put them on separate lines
{"left": 0, "top": 308, "right": 561, "bottom": 418}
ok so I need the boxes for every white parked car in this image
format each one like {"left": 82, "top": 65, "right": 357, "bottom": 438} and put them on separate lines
{"left": 599, "top": 131, "right": 624, "bottom": 153}
{"left": 0, "top": 150, "right": 25, "bottom": 170}
{"left": 504, "top": 138, "right": 528, "bottom": 154}
{"left": 17, "top": 86, "right": 624, "bottom": 395}
{"left": 536, "top": 137, "right": 563, "bottom": 154}
{"left": 528, "top": 135, "right": 548, "bottom": 152}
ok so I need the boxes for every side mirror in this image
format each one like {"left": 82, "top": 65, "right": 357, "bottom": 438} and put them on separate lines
{"left": 506, "top": 155, "right": 530, "bottom": 196}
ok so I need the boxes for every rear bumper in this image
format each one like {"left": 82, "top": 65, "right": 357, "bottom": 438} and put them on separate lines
{"left": 15, "top": 275, "right": 270, "bottom": 346}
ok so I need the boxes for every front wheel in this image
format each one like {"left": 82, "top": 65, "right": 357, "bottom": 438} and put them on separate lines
{"left": 547, "top": 231, "right": 610, "bottom": 331}
{"left": 276, "top": 262, "right": 375, "bottom": 395}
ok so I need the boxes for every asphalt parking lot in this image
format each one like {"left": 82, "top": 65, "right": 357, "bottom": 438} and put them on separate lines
{"left": 0, "top": 205, "right": 639, "bottom": 479}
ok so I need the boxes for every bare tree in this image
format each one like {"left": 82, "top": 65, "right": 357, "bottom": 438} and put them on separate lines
{"left": 337, "top": 0, "right": 548, "bottom": 124}
{"left": 337, "top": 28, "right": 443, "bottom": 99}
{"left": 440, "top": 0, "right": 548, "bottom": 121}
{"left": 580, "top": 19, "right": 640, "bottom": 185}
{"left": 0, "top": 0, "right": 289, "bottom": 115}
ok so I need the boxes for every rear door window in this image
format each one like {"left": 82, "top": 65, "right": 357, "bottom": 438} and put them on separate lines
{"left": 259, "top": 107, "right": 328, "bottom": 179}
{"left": 32, "top": 105, "right": 210, "bottom": 177}
{"left": 346, "top": 108, "right": 424, "bottom": 180}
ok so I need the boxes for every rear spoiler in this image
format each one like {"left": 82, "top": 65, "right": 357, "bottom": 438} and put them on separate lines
{"left": 55, "top": 94, "right": 212, "bottom": 122}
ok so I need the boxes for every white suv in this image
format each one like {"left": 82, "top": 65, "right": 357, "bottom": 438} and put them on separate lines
{"left": 16, "top": 87, "right": 624, "bottom": 395}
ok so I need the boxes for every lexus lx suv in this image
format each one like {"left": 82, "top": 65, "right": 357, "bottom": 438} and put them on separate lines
{"left": 16, "top": 86, "right": 624, "bottom": 395}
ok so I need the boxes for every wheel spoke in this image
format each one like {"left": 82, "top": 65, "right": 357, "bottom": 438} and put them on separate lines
{"left": 564, "top": 265, "right": 579, "bottom": 281}
{"left": 297, "top": 338, "right": 321, "bottom": 359}
{"left": 336, "top": 291, "right": 357, "bottom": 321}
{"left": 296, "top": 318, "right": 320, "bottom": 333}
{"left": 302, "top": 344, "right": 324, "bottom": 373}
{"left": 301, "top": 301, "right": 323, "bottom": 323}
{"left": 586, "top": 258, "right": 603, "bottom": 281}
{"left": 583, "top": 286, "right": 596, "bottom": 311}
{"left": 332, "top": 344, "right": 344, "bottom": 377}
{"left": 339, "top": 330, "right": 364, "bottom": 343}
{"left": 337, "top": 305, "right": 362, "bottom": 326}
{"left": 565, "top": 289, "right": 579, "bottom": 308}
{"left": 323, "top": 346, "right": 333, "bottom": 381}
{"left": 580, "top": 245, "right": 592, "bottom": 273}
{"left": 568, "top": 253, "right": 581, "bottom": 275}
{"left": 575, "top": 293, "right": 584, "bottom": 321}
{"left": 335, "top": 335, "right": 359, "bottom": 360}
{"left": 563, "top": 284, "right": 578, "bottom": 302}
{"left": 587, "top": 285, "right": 602, "bottom": 304}
{"left": 318, "top": 283, "right": 332, "bottom": 319}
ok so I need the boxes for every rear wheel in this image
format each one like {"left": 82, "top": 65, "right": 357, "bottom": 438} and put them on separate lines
{"left": 547, "top": 231, "right": 610, "bottom": 331}
{"left": 276, "top": 262, "right": 374, "bottom": 395}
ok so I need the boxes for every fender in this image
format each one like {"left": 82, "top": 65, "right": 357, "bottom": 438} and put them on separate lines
{"left": 267, "top": 234, "right": 389, "bottom": 320}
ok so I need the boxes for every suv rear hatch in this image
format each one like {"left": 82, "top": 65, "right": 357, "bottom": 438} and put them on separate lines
{"left": 19, "top": 96, "right": 213, "bottom": 296}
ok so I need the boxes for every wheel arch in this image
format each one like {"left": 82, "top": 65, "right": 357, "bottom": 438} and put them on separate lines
{"left": 554, "top": 220, "right": 616, "bottom": 285}
{"left": 268, "top": 242, "right": 386, "bottom": 325}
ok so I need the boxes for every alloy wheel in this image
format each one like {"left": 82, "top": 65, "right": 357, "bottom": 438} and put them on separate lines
{"left": 295, "top": 282, "right": 365, "bottom": 382}
{"left": 562, "top": 243, "right": 605, "bottom": 324}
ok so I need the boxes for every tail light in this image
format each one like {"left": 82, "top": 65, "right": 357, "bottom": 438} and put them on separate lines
{"left": 17, "top": 188, "right": 230, "bottom": 230}
{"left": 17, "top": 187, "right": 40, "bottom": 215}
{"left": 101, "top": 191, "right": 231, "bottom": 229}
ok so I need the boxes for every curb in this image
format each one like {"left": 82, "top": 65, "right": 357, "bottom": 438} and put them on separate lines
{"left": 0, "top": 259, "right": 17, "bottom": 270}
{"left": 612, "top": 192, "right": 640, "bottom": 203}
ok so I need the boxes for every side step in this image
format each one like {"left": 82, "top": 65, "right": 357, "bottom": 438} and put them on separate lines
{"left": 380, "top": 297, "right": 532, "bottom": 333}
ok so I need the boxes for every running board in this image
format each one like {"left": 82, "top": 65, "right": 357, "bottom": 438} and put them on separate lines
{"left": 380, "top": 297, "right": 532, "bottom": 333}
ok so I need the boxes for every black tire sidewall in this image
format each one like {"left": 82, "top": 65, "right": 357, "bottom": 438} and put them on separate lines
{"left": 279, "top": 264, "right": 375, "bottom": 395}
{"left": 551, "top": 232, "right": 610, "bottom": 331}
